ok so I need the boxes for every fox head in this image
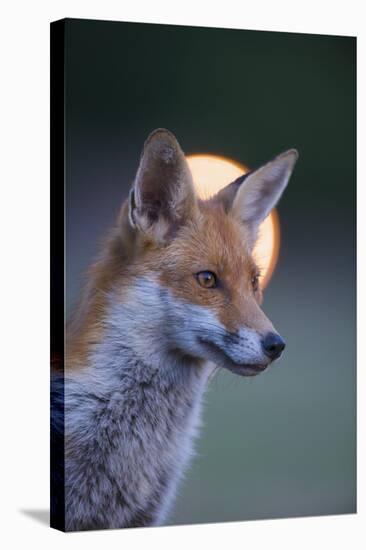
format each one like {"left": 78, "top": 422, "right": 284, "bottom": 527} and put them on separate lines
{"left": 113, "top": 129, "right": 298, "bottom": 377}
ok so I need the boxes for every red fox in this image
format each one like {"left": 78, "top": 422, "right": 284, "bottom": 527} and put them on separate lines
{"left": 51, "top": 129, "right": 298, "bottom": 530}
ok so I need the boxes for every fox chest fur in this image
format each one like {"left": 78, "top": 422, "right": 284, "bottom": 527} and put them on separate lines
{"left": 55, "top": 310, "right": 211, "bottom": 531}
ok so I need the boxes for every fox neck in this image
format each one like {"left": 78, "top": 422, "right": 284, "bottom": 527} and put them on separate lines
{"left": 86, "top": 290, "right": 212, "bottom": 387}
{"left": 63, "top": 281, "right": 212, "bottom": 529}
{"left": 68, "top": 273, "right": 203, "bottom": 369}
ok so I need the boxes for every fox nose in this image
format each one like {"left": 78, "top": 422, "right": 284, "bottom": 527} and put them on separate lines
{"left": 262, "top": 332, "right": 286, "bottom": 360}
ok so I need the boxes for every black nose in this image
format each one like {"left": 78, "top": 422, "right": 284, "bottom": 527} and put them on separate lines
{"left": 262, "top": 332, "right": 286, "bottom": 360}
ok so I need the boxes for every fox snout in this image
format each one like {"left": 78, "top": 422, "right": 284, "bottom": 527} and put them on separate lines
{"left": 192, "top": 320, "right": 286, "bottom": 378}
{"left": 261, "top": 332, "right": 286, "bottom": 361}
{"left": 218, "top": 328, "right": 286, "bottom": 377}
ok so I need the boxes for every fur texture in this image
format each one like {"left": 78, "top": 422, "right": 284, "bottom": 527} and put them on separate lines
{"left": 54, "top": 281, "right": 213, "bottom": 530}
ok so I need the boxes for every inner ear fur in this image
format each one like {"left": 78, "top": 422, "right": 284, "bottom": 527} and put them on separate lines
{"left": 214, "top": 149, "right": 298, "bottom": 248}
{"left": 129, "top": 128, "right": 197, "bottom": 245}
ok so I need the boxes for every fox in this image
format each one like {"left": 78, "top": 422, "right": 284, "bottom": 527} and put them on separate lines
{"left": 51, "top": 128, "right": 298, "bottom": 531}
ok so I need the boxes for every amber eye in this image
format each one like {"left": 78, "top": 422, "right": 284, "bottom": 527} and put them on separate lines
{"left": 251, "top": 274, "right": 260, "bottom": 292}
{"left": 196, "top": 271, "right": 218, "bottom": 289}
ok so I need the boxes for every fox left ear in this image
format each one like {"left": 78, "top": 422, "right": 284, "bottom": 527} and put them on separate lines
{"left": 216, "top": 149, "right": 298, "bottom": 249}
{"left": 129, "top": 128, "right": 197, "bottom": 245}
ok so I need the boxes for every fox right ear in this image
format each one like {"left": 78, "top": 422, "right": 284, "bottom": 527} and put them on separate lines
{"left": 129, "top": 129, "right": 197, "bottom": 246}
{"left": 215, "top": 149, "right": 298, "bottom": 249}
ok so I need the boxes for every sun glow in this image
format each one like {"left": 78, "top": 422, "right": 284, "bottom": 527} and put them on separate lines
{"left": 186, "top": 154, "right": 280, "bottom": 289}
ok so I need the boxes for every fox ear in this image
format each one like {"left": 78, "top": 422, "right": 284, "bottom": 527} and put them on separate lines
{"left": 129, "top": 128, "right": 197, "bottom": 245}
{"left": 216, "top": 149, "right": 298, "bottom": 249}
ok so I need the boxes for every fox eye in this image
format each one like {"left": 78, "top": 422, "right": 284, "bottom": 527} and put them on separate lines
{"left": 196, "top": 271, "right": 218, "bottom": 289}
{"left": 251, "top": 274, "right": 260, "bottom": 292}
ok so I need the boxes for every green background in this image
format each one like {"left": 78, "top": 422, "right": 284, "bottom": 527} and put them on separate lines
{"left": 65, "top": 19, "right": 356, "bottom": 525}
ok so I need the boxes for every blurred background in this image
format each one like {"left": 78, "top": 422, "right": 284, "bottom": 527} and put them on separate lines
{"left": 65, "top": 19, "right": 356, "bottom": 524}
